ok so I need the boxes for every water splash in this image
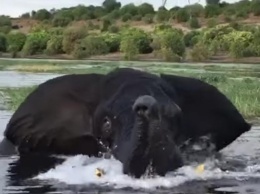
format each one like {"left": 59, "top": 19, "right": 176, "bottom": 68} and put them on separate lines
{"left": 35, "top": 155, "right": 260, "bottom": 190}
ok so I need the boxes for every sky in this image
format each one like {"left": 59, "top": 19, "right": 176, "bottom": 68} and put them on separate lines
{"left": 1, "top": 0, "right": 239, "bottom": 18}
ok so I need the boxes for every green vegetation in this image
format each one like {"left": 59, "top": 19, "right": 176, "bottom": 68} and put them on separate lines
{"left": 1, "top": 0, "right": 260, "bottom": 62}
{"left": 1, "top": 87, "right": 36, "bottom": 111}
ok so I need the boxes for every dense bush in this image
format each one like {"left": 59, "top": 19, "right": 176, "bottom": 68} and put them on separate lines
{"left": 204, "top": 4, "right": 221, "bottom": 18}
{"left": 207, "top": 18, "right": 217, "bottom": 28}
{"left": 142, "top": 14, "right": 154, "bottom": 24}
{"left": 223, "top": 31, "right": 254, "bottom": 58}
{"left": 156, "top": 7, "right": 170, "bottom": 22}
{"left": 184, "top": 3, "right": 204, "bottom": 17}
{"left": 152, "top": 28, "right": 185, "bottom": 61}
{"left": 62, "top": 26, "right": 88, "bottom": 54}
{"left": 189, "top": 17, "right": 200, "bottom": 29}
{"left": 21, "top": 30, "right": 50, "bottom": 56}
{"left": 0, "top": 16, "right": 12, "bottom": 34}
{"left": 189, "top": 42, "right": 212, "bottom": 62}
{"left": 101, "top": 32, "right": 121, "bottom": 52}
{"left": 251, "top": 0, "right": 260, "bottom": 16}
{"left": 0, "top": 33, "right": 7, "bottom": 52}
{"left": 175, "top": 9, "right": 189, "bottom": 22}
{"left": 6, "top": 32, "right": 26, "bottom": 53}
{"left": 120, "top": 35, "right": 139, "bottom": 60}
{"left": 5, "top": 0, "right": 260, "bottom": 62}
{"left": 33, "top": 9, "right": 52, "bottom": 21}
{"left": 184, "top": 30, "right": 201, "bottom": 47}
{"left": 101, "top": 18, "right": 112, "bottom": 31}
{"left": 138, "top": 3, "right": 155, "bottom": 16}
{"left": 72, "top": 36, "right": 109, "bottom": 59}
{"left": 121, "top": 28, "right": 152, "bottom": 54}
{"left": 45, "top": 35, "right": 63, "bottom": 55}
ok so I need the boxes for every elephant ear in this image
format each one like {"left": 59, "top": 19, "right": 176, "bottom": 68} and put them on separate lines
{"left": 2, "top": 74, "right": 104, "bottom": 156}
{"left": 160, "top": 73, "right": 251, "bottom": 151}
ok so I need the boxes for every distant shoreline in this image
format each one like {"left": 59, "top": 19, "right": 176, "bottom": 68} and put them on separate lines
{"left": 1, "top": 53, "right": 260, "bottom": 66}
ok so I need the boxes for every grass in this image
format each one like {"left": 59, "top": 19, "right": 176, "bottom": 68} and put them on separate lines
{"left": 9, "top": 64, "right": 64, "bottom": 72}
{"left": 0, "top": 87, "right": 36, "bottom": 111}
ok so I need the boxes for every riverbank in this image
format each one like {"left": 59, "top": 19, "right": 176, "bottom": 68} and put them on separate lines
{"left": 1, "top": 52, "right": 260, "bottom": 65}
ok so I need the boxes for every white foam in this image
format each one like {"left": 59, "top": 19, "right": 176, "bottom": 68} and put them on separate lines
{"left": 35, "top": 155, "right": 260, "bottom": 190}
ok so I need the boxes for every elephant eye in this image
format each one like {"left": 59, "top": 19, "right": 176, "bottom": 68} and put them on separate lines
{"left": 102, "top": 116, "right": 112, "bottom": 137}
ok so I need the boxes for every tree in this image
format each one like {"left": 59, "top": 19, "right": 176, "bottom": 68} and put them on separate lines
{"left": 33, "top": 9, "right": 52, "bottom": 20}
{"left": 0, "top": 15, "right": 12, "bottom": 34}
{"left": 206, "top": 0, "right": 220, "bottom": 5}
{"left": 156, "top": 6, "right": 170, "bottom": 22}
{"left": 7, "top": 32, "right": 26, "bottom": 53}
{"left": 72, "top": 5, "right": 89, "bottom": 20}
{"left": 251, "top": 0, "right": 260, "bottom": 16}
{"left": 138, "top": 3, "right": 155, "bottom": 16}
{"left": 102, "top": 0, "right": 121, "bottom": 13}
{"left": 120, "top": 3, "right": 138, "bottom": 16}
{"left": 176, "top": 8, "right": 189, "bottom": 22}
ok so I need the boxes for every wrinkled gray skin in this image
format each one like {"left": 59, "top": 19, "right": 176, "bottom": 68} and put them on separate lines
{"left": 93, "top": 88, "right": 185, "bottom": 178}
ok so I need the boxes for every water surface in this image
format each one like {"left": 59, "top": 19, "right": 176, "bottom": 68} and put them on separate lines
{"left": 0, "top": 67, "right": 259, "bottom": 194}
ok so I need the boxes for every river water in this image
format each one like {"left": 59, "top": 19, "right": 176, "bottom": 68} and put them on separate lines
{"left": 0, "top": 70, "right": 259, "bottom": 194}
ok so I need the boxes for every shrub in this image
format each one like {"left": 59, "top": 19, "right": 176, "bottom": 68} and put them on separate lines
{"left": 72, "top": 36, "right": 109, "bottom": 59}
{"left": 120, "top": 36, "right": 139, "bottom": 60}
{"left": 251, "top": 0, "right": 260, "bottom": 16}
{"left": 33, "top": 9, "right": 51, "bottom": 21}
{"left": 184, "top": 30, "right": 201, "bottom": 47}
{"left": 235, "top": 9, "right": 248, "bottom": 19}
{"left": 0, "top": 15, "right": 11, "bottom": 26}
{"left": 189, "top": 17, "right": 200, "bottom": 29}
{"left": 204, "top": 4, "right": 221, "bottom": 18}
{"left": 0, "top": 33, "right": 7, "bottom": 52}
{"left": 184, "top": 3, "right": 204, "bottom": 17}
{"left": 48, "top": 27, "right": 64, "bottom": 36}
{"left": 156, "top": 8, "right": 170, "bottom": 22}
{"left": 122, "top": 13, "right": 132, "bottom": 22}
{"left": 207, "top": 18, "right": 217, "bottom": 28}
{"left": 201, "top": 26, "right": 235, "bottom": 48}
{"left": 151, "top": 28, "right": 185, "bottom": 61}
{"left": 120, "top": 3, "right": 138, "bottom": 17}
{"left": 120, "top": 28, "right": 152, "bottom": 54}
{"left": 142, "top": 14, "right": 154, "bottom": 24}
{"left": 108, "top": 25, "right": 119, "bottom": 33}
{"left": 45, "top": 35, "right": 63, "bottom": 55}
{"left": 209, "top": 39, "right": 221, "bottom": 55}
{"left": 132, "top": 15, "right": 142, "bottom": 21}
{"left": 0, "top": 16, "right": 11, "bottom": 34}
{"left": 154, "top": 23, "right": 172, "bottom": 32}
{"left": 101, "top": 18, "right": 112, "bottom": 32}
{"left": 6, "top": 32, "right": 26, "bottom": 53}
{"left": 176, "top": 9, "right": 189, "bottom": 22}
{"left": 107, "top": 10, "right": 120, "bottom": 20}
{"left": 222, "top": 31, "right": 254, "bottom": 58}
{"left": 138, "top": 3, "right": 155, "bottom": 16}
{"left": 21, "top": 30, "right": 50, "bottom": 56}
{"left": 189, "top": 43, "right": 211, "bottom": 62}
{"left": 101, "top": 32, "right": 121, "bottom": 52}
{"left": 52, "top": 15, "right": 72, "bottom": 27}
{"left": 62, "top": 26, "right": 88, "bottom": 54}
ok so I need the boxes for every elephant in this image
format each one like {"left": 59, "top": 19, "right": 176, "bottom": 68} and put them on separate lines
{"left": 0, "top": 68, "right": 251, "bottom": 178}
